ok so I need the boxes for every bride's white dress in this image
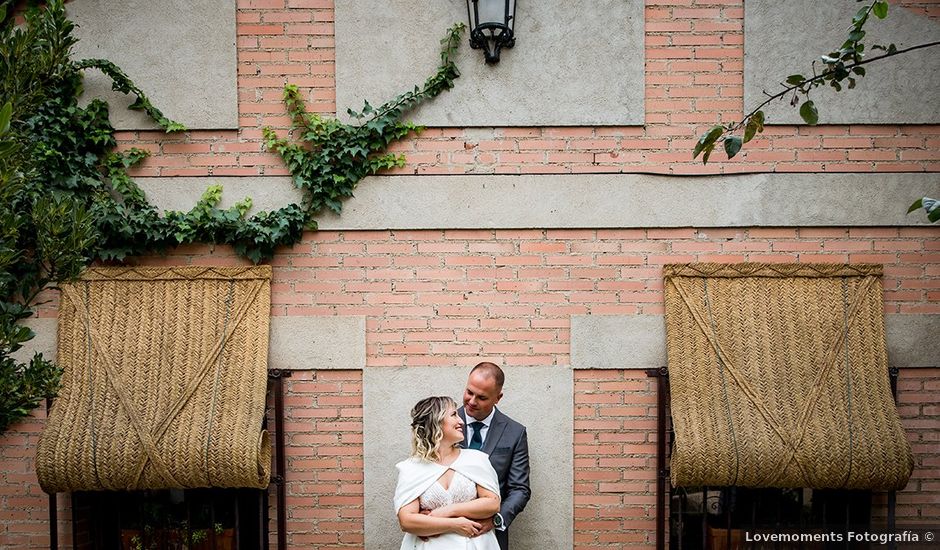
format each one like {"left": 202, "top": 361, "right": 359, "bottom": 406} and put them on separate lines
{"left": 394, "top": 449, "right": 501, "bottom": 550}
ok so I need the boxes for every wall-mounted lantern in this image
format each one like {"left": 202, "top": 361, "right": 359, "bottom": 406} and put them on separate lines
{"left": 465, "top": 0, "right": 516, "bottom": 64}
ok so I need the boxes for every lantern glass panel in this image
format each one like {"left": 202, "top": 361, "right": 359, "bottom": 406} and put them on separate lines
{"left": 475, "top": 0, "right": 515, "bottom": 29}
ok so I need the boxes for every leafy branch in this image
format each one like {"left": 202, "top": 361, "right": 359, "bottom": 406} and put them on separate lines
{"left": 75, "top": 59, "right": 187, "bottom": 132}
{"left": 0, "top": 1, "right": 466, "bottom": 430}
{"left": 693, "top": 0, "right": 940, "bottom": 164}
{"left": 264, "top": 23, "right": 465, "bottom": 220}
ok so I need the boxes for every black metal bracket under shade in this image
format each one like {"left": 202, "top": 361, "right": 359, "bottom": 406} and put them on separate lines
{"left": 46, "top": 371, "right": 291, "bottom": 550}
{"left": 268, "top": 368, "right": 292, "bottom": 550}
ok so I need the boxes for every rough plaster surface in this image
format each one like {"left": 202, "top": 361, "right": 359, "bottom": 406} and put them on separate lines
{"left": 572, "top": 315, "right": 666, "bottom": 370}
{"left": 885, "top": 314, "right": 940, "bottom": 368}
{"left": 363, "top": 366, "right": 573, "bottom": 550}
{"left": 10, "top": 318, "right": 56, "bottom": 364}
{"left": 745, "top": 0, "right": 940, "bottom": 124}
{"left": 572, "top": 314, "right": 939, "bottom": 370}
{"left": 268, "top": 316, "right": 365, "bottom": 370}
{"left": 136, "top": 173, "right": 939, "bottom": 229}
{"left": 138, "top": 177, "right": 304, "bottom": 216}
{"left": 334, "top": 1, "right": 645, "bottom": 126}
{"left": 16, "top": 316, "right": 369, "bottom": 371}
{"left": 69, "top": 0, "right": 238, "bottom": 130}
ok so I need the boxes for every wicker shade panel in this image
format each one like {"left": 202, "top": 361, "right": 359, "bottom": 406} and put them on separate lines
{"left": 664, "top": 263, "right": 912, "bottom": 491}
{"left": 36, "top": 266, "right": 272, "bottom": 492}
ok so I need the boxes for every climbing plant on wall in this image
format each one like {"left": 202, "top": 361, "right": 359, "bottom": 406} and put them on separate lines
{"left": 0, "top": 0, "right": 464, "bottom": 432}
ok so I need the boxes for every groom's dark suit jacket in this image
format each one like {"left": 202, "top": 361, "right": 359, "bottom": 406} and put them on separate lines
{"left": 458, "top": 406, "right": 531, "bottom": 550}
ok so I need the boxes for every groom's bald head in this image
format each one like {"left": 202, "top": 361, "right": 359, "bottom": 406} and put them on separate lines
{"left": 463, "top": 362, "right": 504, "bottom": 421}
{"left": 470, "top": 361, "right": 504, "bottom": 390}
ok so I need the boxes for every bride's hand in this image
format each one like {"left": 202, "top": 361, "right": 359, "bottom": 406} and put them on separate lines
{"left": 450, "top": 517, "right": 482, "bottom": 537}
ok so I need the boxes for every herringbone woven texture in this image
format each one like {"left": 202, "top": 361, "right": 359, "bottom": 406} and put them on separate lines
{"left": 36, "top": 266, "right": 272, "bottom": 492}
{"left": 664, "top": 263, "right": 912, "bottom": 490}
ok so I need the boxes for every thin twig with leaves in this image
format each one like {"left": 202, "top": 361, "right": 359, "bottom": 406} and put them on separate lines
{"left": 693, "top": 0, "right": 939, "bottom": 165}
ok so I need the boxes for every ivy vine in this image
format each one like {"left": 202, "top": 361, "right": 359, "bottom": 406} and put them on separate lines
{"left": 0, "top": 0, "right": 464, "bottom": 431}
{"left": 263, "top": 24, "right": 464, "bottom": 222}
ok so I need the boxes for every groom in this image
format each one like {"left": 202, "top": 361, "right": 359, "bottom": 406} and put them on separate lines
{"left": 458, "top": 362, "right": 531, "bottom": 550}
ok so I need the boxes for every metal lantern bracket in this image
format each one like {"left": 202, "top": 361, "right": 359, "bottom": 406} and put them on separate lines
{"left": 466, "top": 0, "right": 516, "bottom": 63}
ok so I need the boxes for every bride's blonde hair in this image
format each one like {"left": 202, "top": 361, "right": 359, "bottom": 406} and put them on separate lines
{"left": 410, "top": 396, "right": 457, "bottom": 461}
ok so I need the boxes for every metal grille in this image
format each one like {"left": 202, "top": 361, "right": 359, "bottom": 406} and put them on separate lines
{"left": 48, "top": 370, "right": 291, "bottom": 550}
{"left": 71, "top": 488, "right": 266, "bottom": 550}
{"left": 647, "top": 367, "right": 899, "bottom": 550}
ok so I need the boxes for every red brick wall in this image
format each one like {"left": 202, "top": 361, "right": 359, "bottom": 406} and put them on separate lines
{"left": 118, "top": 0, "right": 940, "bottom": 177}
{"left": 278, "top": 370, "right": 363, "bottom": 549}
{"left": 0, "top": 410, "right": 53, "bottom": 549}
{"left": 895, "top": 368, "right": 940, "bottom": 523}
{"left": 2, "top": 0, "right": 939, "bottom": 548}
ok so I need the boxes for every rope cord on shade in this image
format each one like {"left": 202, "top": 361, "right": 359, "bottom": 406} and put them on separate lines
{"left": 840, "top": 277, "right": 856, "bottom": 489}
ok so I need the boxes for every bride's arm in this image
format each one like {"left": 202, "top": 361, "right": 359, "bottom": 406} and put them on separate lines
{"left": 398, "top": 498, "right": 482, "bottom": 537}
{"left": 426, "top": 485, "right": 500, "bottom": 520}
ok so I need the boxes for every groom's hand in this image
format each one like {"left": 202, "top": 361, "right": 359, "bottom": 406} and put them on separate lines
{"left": 473, "top": 516, "right": 495, "bottom": 537}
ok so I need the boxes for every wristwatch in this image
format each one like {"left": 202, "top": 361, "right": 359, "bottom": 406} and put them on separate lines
{"left": 493, "top": 513, "right": 505, "bottom": 531}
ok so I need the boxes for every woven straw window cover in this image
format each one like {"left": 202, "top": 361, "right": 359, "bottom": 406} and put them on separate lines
{"left": 36, "top": 266, "right": 272, "bottom": 492}
{"left": 664, "top": 263, "right": 912, "bottom": 491}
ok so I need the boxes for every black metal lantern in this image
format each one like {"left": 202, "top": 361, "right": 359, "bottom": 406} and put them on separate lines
{"left": 465, "top": 0, "right": 516, "bottom": 64}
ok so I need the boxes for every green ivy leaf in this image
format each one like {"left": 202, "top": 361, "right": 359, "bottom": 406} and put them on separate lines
{"left": 693, "top": 125, "right": 724, "bottom": 160}
{"left": 0, "top": 102, "right": 11, "bottom": 135}
{"left": 724, "top": 135, "right": 743, "bottom": 159}
{"left": 743, "top": 111, "right": 765, "bottom": 144}
{"left": 800, "top": 100, "right": 819, "bottom": 125}
{"left": 701, "top": 142, "right": 717, "bottom": 165}
{"left": 907, "top": 198, "right": 924, "bottom": 213}
{"left": 785, "top": 74, "right": 805, "bottom": 86}
{"left": 873, "top": 1, "right": 888, "bottom": 19}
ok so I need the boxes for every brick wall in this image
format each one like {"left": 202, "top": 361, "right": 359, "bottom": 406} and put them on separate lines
{"left": 117, "top": 0, "right": 940, "bottom": 178}
{"left": 278, "top": 370, "right": 363, "bottom": 549}
{"left": 2, "top": 0, "right": 939, "bottom": 548}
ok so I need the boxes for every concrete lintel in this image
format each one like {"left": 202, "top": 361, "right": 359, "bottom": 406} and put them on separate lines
{"left": 18, "top": 316, "right": 368, "bottom": 371}
{"left": 137, "top": 173, "right": 940, "bottom": 230}
{"left": 335, "top": 1, "right": 644, "bottom": 126}
{"left": 572, "top": 313, "right": 940, "bottom": 370}
{"left": 269, "top": 316, "right": 366, "bottom": 370}
{"left": 69, "top": 0, "right": 238, "bottom": 130}
{"left": 745, "top": 0, "right": 940, "bottom": 124}
{"left": 886, "top": 314, "right": 940, "bottom": 369}
{"left": 10, "top": 318, "right": 57, "bottom": 364}
{"left": 572, "top": 315, "right": 666, "bottom": 370}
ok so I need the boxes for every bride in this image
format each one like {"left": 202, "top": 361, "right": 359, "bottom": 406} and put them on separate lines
{"left": 394, "top": 396, "right": 501, "bottom": 550}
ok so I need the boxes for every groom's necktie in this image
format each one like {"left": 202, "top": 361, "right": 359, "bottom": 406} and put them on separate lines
{"left": 468, "top": 421, "right": 485, "bottom": 450}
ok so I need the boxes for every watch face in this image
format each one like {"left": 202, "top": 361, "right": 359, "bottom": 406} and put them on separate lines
{"left": 494, "top": 514, "right": 503, "bottom": 528}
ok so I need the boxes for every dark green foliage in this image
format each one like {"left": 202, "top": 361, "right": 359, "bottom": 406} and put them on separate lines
{"left": 264, "top": 23, "right": 465, "bottom": 221}
{"left": 0, "top": 1, "right": 465, "bottom": 431}
{"left": 76, "top": 59, "right": 186, "bottom": 132}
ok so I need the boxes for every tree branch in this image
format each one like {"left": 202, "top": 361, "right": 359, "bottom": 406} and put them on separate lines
{"left": 734, "top": 40, "right": 940, "bottom": 134}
